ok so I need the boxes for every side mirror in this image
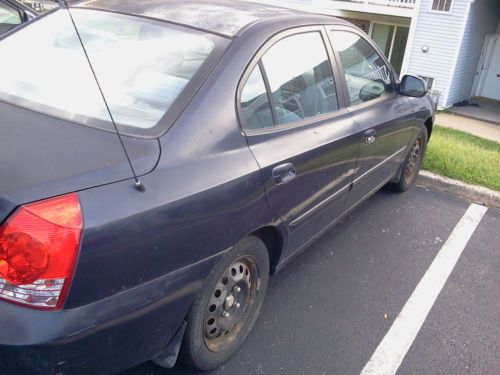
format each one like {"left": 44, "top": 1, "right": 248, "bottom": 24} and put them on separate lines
{"left": 359, "top": 81, "right": 385, "bottom": 102}
{"left": 400, "top": 75, "right": 427, "bottom": 98}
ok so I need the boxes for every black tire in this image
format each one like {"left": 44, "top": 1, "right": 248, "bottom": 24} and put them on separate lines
{"left": 179, "top": 235, "right": 270, "bottom": 371}
{"left": 389, "top": 126, "right": 428, "bottom": 193}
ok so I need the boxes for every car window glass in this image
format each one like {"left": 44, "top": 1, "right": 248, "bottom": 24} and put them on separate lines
{"left": 261, "top": 32, "right": 339, "bottom": 125}
{"left": 0, "top": 2, "right": 21, "bottom": 25}
{"left": 329, "top": 31, "right": 393, "bottom": 106}
{"left": 0, "top": 9, "right": 220, "bottom": 132}
{"left": 240, "top": 64, "right": 274, "bottom": 130}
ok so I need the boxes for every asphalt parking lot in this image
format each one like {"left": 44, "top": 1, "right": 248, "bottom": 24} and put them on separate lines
{"left": 123, "top": 186, "right": 499, "bottom": 375}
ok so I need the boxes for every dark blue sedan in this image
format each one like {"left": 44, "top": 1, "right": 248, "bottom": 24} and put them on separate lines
{"left": 0, "top": 0, "right": 434, "bottom": 373}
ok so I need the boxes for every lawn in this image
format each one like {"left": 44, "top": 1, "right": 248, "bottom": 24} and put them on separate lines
{"left": 423, "top": 125, "right": 500, "bottom": 191}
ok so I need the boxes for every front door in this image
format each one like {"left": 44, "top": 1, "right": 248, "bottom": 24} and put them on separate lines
{"left": 238, "top": 27, "right": 360, "bottom": 262}
{"left": 478, "top": 34, "right": 500, "bottom": 101}
{"left": 327, "top": 28, "right": 414, "bottom": 211}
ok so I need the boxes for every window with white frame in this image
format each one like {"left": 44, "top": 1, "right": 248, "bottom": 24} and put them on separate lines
{"left": 418, "top": 76, "right": 434, "bottom": 90}
{"left": 431, "top": 0, "right": 452, "bottom": 12}
{"left": 369, "top": 23, "right": 410, "bottom": 75}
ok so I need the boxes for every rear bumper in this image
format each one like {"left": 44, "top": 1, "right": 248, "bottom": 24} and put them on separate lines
{"left": 0, "top": 253, "right": 221, "bottom": 374}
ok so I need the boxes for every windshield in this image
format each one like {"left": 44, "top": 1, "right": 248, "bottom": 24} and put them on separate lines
{"left": 0, "top": 9, "right": 226, "bottom": 134}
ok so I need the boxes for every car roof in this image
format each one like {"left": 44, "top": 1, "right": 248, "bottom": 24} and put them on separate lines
{"left": 73, "top": 0, "right": 348, "bottom": 38}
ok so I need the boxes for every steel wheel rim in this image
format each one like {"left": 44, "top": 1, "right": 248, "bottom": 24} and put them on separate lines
{"left": 203, "top": 256, "right": 261, "bottom": 352}
{"left": 404, "top": 137, "right": 422, "bottom": 184}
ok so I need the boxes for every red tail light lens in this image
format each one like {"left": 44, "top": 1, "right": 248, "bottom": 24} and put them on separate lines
{"left": 0, "top": 193, "right": 82, "bottom": 310}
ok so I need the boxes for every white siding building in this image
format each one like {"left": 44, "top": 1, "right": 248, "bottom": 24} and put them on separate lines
{"left": 251, "top": 0, "right": 500, "bottom": 108}
{"left": 405, "top": 0, "right": 500, "bottom": 107}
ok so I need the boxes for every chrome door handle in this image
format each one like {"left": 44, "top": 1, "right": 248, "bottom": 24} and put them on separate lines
{"left": 272, "top": 163, "right": 296, "bottom": 184}
{"left": 364, "top": 129, "right": 376, "bottom": 144}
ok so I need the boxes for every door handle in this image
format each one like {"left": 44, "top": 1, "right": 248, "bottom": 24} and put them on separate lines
{"left": 364, "top": 129, "right": 376, "bottom": 145}
{"left": 272, "top": 163, "right": 296, "bottom": 184}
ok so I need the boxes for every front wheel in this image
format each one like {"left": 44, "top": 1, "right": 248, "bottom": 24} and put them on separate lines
{"left": 389, "top": 127, "right": 427, "bottom": 193}
{"left": 179, "top": 235, "right": 269, "bottom": 371}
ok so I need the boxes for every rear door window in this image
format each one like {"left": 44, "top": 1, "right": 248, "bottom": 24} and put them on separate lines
{"left": 0, "top": 2, "right": 21, "bottom": 25}
{"left": 240, "top": 64, "right": 274, "bottom": 130}
{"left": 261, "top": 32, "right": 339, "bottom": 125}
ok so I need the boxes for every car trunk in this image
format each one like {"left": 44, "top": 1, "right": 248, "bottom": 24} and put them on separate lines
{"left": 0, "top": 101, "right": 160, "bottom": 223}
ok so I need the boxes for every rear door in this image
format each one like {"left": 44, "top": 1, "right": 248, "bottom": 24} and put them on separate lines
{"left": 326, "top": 27, "right": 414, "bottom": 210}
{"left": 238, "top": 26, "right": 360, "bottom": 263}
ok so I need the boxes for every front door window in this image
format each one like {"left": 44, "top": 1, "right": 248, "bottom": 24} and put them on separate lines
{"left": 261, "top": 32, "right": 339, "bottom": 125}
{"left": 329, "top": 30, "right": 393, "bottom": 106}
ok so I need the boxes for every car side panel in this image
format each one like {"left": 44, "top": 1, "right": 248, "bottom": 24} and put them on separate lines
{"left": 343, "top": 96, "right": 415, "bottom": 209}
{"left": 246, "top": 115, "right": 360, "bottom": 263}
{"left": 68, "top": 142, "right": 273, "bottom": 308}
{"left": 66, "top": 34, "right": 281, "bottom": 308}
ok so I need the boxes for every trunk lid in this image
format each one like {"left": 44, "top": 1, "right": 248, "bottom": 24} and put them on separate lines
{"left": 0, "top": 101, "right": 160, "bottom": 223}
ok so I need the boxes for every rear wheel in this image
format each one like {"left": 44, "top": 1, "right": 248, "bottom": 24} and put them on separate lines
{"left": 389, "top": 127, "right": 427, "bottom": 193}
{"left": 179, "top": 236, "right": 269, "bottom": 371}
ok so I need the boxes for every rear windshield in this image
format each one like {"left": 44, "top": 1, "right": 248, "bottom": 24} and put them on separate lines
{"left": 0, "top": 9, "right": 228, "bottom": 136}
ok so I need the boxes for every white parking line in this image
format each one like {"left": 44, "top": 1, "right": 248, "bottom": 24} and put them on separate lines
{"left": 361, "top": 203, "right": 488, "bottom": 375}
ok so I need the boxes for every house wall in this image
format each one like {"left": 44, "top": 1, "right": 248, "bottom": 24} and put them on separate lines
{"left": 404, "top": 0, "right": 469, "bottom": 107}
{"left": 447, "top": 0, "right": 500, "bottom": 105}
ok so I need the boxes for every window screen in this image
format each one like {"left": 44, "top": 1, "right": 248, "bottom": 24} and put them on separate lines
{"left": 431, "top": 0, "right": 452, "bottom": 12}
{"left": 418, "top": 76, "right": 434, "bottom": 90}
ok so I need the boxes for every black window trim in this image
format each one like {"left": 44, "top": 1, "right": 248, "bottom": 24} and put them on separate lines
{"left": 325, "top": 25, "right": 399, "bottom": 112}
{"left": 258, "top": 60, "right": 278, "bottom": 127}
{"left": 236, "top": 25, "right": 349, "bottom": 135}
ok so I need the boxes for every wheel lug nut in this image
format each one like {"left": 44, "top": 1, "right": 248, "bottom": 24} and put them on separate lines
{"left": 234, "top": 286, "right": 241, "bottom": 293}
{"left": 222, "top": 311, "right": 230, "bottom": 318}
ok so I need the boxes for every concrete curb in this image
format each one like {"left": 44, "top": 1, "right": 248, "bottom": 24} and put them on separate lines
{"left": 417, "top": 171, "right": 500, "bottom": 209}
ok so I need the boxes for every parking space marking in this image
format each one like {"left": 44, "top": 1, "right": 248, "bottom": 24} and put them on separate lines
{"left": 361, "top": 203, "right": 488, "bottom": 375}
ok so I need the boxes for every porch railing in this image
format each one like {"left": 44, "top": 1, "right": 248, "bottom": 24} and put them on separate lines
{"left": 340, "top": 0, "right": 416, "bottom": 8}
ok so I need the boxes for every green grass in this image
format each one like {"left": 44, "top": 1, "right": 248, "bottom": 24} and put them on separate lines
{"left": 422, "top": 125, "right": 500, "bottom": 191}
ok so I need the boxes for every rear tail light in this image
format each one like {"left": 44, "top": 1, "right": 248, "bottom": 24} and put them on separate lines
{"left": 0, "top": 193, "right": 82, "bottom": 310}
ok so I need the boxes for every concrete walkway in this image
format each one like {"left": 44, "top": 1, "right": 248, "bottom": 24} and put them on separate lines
{"left": 435, "top": 113, "right": 500, "bottom": 143}
{"left": 447, "top": 97, "right": 500, "bottom": 125}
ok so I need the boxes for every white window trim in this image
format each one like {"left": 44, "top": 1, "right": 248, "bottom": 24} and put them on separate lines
{"left": 428, "top": 0, "right": 454, "bottom": 14}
